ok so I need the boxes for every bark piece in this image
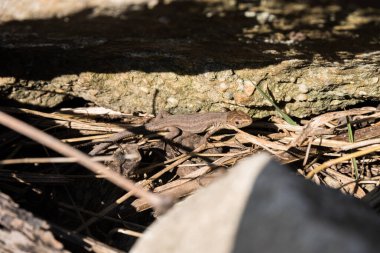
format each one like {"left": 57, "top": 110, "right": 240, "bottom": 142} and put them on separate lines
{"left": 0, "top": 191, "right": 68, "bottom": 253}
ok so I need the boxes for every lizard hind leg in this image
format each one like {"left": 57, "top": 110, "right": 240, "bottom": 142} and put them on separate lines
{"left": 154, "top": 111, "right": 171, "bottom": 120}
{"left": 174, "top": 132, "right": 203, "bottom": 152}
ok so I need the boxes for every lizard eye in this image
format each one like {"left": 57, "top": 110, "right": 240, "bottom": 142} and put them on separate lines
{"left": 235, "top": 120, "right": 241, "bottom": 125}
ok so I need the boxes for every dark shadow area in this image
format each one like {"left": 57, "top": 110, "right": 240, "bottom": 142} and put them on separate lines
{"left": 0, "top": 108, "right": 150, "bottom": 248}
{"left": 0, "top": 1, "right": 276, "bottom": 80}
{"left": 0, "top": 105, "right": 241, "bottom": 251}
{"left": 0, "top": 0, "right": 379, "bottom": 80}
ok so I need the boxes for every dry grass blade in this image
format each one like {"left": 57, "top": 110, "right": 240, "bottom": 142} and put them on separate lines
{"left": 306, "top": 144, "right": 380, "bottom": 179}
{"left": 114, "top": 228, "right": 143, "bottom": 238}
{"left": 0, "top": 155, "right": 115, "bottom": 164}
{"left": 231, "top": 126, "right": 288, "bottom": 152}
{"left": 340, "top": 138, "right": 380, "bottom": 151}
{"left": 0, "top": 106, "right": 135, "bottom": 134}
{"left": 132, "top": 168, "right": 226, "bottom": 211}
{"left": 132, "top": 148, "right": 251, "bottom": 211}
{"left": 152, "top": 150, "right": 250, "bottom": 193}
{"left": 75, "top": 143, "right": 207, "bottom": 232}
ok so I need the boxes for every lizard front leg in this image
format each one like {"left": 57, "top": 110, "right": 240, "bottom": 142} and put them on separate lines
{"left": 160, "top": 126, "right": 181, "bottom": 140}
{"left": 200, "top": 123, "right": 224, "bottom": 145}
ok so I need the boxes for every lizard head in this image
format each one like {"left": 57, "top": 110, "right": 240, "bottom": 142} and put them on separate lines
{"left": 226, "top": 111, "right": 252, "bottom": 128}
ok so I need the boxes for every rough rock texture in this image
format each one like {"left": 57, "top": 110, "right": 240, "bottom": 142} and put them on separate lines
{"left": 0, "top": 191, "right": 69, "bottom": 253}
{"left": 0, "top": 0, "right": 379, "bottom": 117}
{"left": 0, "top": 0, "right": 159, "bottom": 23}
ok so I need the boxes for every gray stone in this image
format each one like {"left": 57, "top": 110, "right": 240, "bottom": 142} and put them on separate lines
{"left": 131, "top": 153, "right": 380, "bottom": 253}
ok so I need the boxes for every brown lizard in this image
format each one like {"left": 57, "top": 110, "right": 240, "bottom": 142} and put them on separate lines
{"left": 89, "top": 110, "right": 252, "bottom": 155}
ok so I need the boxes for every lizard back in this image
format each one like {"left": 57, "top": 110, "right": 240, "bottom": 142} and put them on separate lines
{"left": 145, "top": 112, "right": 229, "bottom": 133}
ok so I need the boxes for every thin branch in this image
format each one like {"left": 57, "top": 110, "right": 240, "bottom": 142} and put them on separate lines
{"left": 0, "top": 110, "right": 172, "bottom": 213}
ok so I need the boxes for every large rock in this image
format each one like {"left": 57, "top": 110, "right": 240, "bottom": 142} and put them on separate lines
{"left": 131, "top": 153, "right": 380, "bottom": 253}
{"left": 0, "top": 1, "right": 379, "bottom": 116}
{"left": 0, "top": 0, "right": 159, "bottom": 23}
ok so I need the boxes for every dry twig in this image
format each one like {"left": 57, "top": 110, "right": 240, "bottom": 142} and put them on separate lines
{"left": 0, "top": 110, "right": 172, "bottom": 213}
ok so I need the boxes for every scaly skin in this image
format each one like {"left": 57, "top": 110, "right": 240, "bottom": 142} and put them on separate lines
{"left": 226, "top": 111, "right": 253, "bottom": 129}
{"left": 89, "top": 111, "right": 252, "bottom": 155}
